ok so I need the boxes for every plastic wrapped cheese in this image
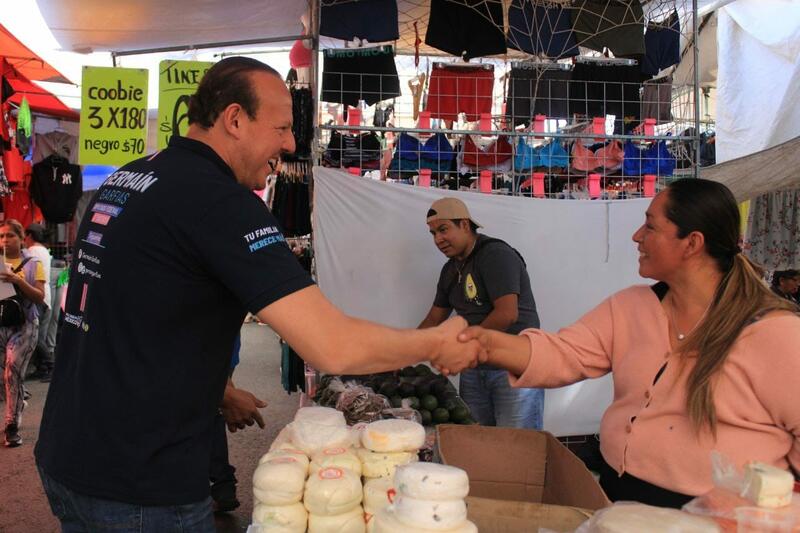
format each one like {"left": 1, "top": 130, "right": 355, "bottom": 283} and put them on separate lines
{"left": 393, "top": 494, "right": 468, "bottom": 531}
{"left": 268, "top": 425, "right": 295, "bottom": 451}
{"left": 362, "top": 419, "right": 426, "bottom": 452}
{"left": 307, "top": 505, "right": 366, "bottom": 533}
{"left": 350, "top": 423, "right": 368, "bottom": 449}
{"left": 304, "top": 467, "right": 363, "bottom": 516}
{"left": 294, "top": 406, "right": 346, "bottom": 426}
{"left": 357, "top": 448, "right": 418, "bottom": 479}
{"left": 394, "top": 463, "right": 469, "bottom": 501}
{"left": 291, "top": 420, "right": 352, "bottom": 456}
{"left": 310, "top": 447, "right": 362, "bottom": 477}
{"left": 258, "top": 449, "right": 310, "bottom": 475}
{"left": 363, "top": 477, "right": 395, "bottom": 514}
{"left": 252, "top": 459, "right": 307, "bottom": 505}
{"left": 742, "top": 462, "right": 794, "bottom": 508}
{"left": 252, "top": 502, "right": 308, "bottom": 533}
{"left": 372, "top": 507, "right": 477, "bottom": 533}
{"left": 591, "top": 503, "right": 720, "bottom": 533}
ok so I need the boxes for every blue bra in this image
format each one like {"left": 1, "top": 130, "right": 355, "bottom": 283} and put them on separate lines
{"left": 622, "top": 140, "right": 675, "bottom": 177}
{"left": 514, "top": 138, "right": 569, "bottom": 170}
{"left": 394, "top": 132, "right": 455, "bottom": 164}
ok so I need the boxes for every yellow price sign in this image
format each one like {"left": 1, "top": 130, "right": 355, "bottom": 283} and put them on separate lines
{"left": 79, "top": 66, "right": 149, "bottom": 166}
{"left": 157, "top": 60, "right": 214, "bottom": 149}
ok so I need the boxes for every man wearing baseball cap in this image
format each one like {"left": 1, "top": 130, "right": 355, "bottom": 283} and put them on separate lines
{"left": 419, "top": 197, "right": 544, "bottom": 429}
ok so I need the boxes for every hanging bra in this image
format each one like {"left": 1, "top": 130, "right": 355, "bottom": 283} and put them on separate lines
{"left": 622, "top": 140, "right": 675, "bottom": 176}
{"left": 594, "top": 140, "right": 624, "bottom": 171}
{"left": 515, "top": 138, "right": 570, "bottom": 171}
{"left": 289, "top": 39, "right": 312, "bottom": 69}
{"left": 463, "top": 135, "right": 513, "bottom": 168}
{"left": 394, "top": 132, "right": 455, "bottom": 164}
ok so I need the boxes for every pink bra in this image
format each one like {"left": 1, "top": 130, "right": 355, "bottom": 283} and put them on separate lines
{"left": 290, "top": 39, "right": 312, "bottom": 69}
{"left": 572, "top": 140, "right": 624, "bottom": 172}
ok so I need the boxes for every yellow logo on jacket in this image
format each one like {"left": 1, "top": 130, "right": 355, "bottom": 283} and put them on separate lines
{"left": 464, "top": 273, "right": 478, "bottom": 301}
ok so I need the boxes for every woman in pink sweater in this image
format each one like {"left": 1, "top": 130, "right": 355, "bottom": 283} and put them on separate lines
{"left": 458, "top": 179, "right": 800, "bottom": 508}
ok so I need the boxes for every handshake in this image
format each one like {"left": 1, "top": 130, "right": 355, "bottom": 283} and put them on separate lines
{"left": 427, "top": 316, "right": 491, "bottom": 376}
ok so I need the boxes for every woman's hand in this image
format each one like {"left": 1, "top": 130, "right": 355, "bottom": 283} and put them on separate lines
{"left": 0, "top": 267, "right": 18, "bottom": 285}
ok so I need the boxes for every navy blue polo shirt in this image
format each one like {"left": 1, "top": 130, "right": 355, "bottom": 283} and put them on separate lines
{"left": 35, "top": 136, "right": 314, "bottom": 505}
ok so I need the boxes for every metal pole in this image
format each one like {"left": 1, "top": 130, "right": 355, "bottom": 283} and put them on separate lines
{"left": 693, "top": 0, "right": 701, "bottom": 178}
{"left": 112, "top": 34, "right": 312, "bottom": 58}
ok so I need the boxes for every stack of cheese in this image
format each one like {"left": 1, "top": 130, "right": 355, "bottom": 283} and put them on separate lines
{"left": 290, "top": 406, "right": 351, "bottom": 455}
{"left": 252, "top": 447, "right": 310, "bottom": 533}
{"left": 373, "top": 463, "right": 477, "bottom": 533}
{"left": 359, "top": 419, "right": 424, "bottom": 480}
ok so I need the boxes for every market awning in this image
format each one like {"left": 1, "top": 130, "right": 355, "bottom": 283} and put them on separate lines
{"left": 2, "top": 59, "right": 79, "bottom": 120}
{"left": 0, "top": 23, "right": 71, "bottom": 83}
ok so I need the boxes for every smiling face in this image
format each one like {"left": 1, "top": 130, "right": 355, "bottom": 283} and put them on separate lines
{"left": 230, "top": 72, "right": 296, "bottom": 191}
{"left": 428, "top": 219, "right": 474, "bottom": 259}
{"left": 631, "top": 191, "right": 688, "bottom": 281}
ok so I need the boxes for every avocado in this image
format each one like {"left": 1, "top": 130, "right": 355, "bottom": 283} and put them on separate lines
{"left": 432, "top": 407, "right": 450, "bottom": 424}
{"left": 449, "top": 405, "right": 470, "bottom": 423}
{"left": 415, "top": 381, "right": 432, "bottom": 398}
{"left": 398, "top": 382, "right": 416, "bottom": 397}
{"left": 390, "top": 395, "right": 403, "bottom": 408}
{"left": 431, "top": 380, "right": 449, "bottom": 396}
{"left": 415, "top": 364, "right": 434, "bottom": 376}
{"left": 405, "top": 396, "right": 420, "bottom": 410}
{"left": 420, "top": 394, "right": 439, "bottom": 412}
{"left": 379, "top": 382, "right": 398, "bottom": 397}
{"left": 460, "top": 417, "right": 478, "bottom": 425}
{"left": 419, "top": 409, "right": 433, "bottom": 425}
{"left": 400, "top": 366, "right": 417, "bottom": 377}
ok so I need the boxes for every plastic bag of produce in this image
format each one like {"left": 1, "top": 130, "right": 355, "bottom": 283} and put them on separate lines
{"left": 335, "top": 383, "right": 391, "bottom": 425}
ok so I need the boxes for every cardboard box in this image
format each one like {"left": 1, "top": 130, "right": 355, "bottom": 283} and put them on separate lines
{"left": 437, "top": 424, "right": 610, "bottom": 532}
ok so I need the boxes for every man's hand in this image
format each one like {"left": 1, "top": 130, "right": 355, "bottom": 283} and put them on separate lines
{"left": 221, "top": 383, "right": 267, "bottom": 433}
{"left": 429, "top": 316, "right": 483, "bottom": 376}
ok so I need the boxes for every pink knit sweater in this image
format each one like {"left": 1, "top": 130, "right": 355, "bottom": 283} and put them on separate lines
{"left": 512, "top": 285, "right": 800, "bottom": 496}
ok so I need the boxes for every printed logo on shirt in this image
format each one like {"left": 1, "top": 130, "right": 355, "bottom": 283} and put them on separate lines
{"left": 97, "top": 190, "right": 130, "bottom": 206}
{"left": 102, "top": 170, "right": 159, "bottom": 193}
{"left": 92, "top": 202, "right": 124, "bottom": 217}
{"left": 77, "top": 249, "right": 101, "bottom": 265}
{"left": 79, "top": 283, "right": 89, "bottom": 312}
{"left": 76, "top": 262, "right": 102, "bottom": 280}
{"left": 64, "top": 313, "right": 83, "bottom": 328}
{"left": 91, "top": 213, "right": 111, "bottom": 226}
{"left": 61, "top": 172, "right": 73, "bottom": 185}
{"left": 83, "top": 231, "right": 104, "bottom": 249}
{"left": 464, "top": 273, "right": 478, "bottom": 302}
{"left": 243, "top": 225, "right": 286, "bottom": 253}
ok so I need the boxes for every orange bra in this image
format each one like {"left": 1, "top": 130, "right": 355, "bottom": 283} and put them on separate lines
{"left": 572, "top": 140, "right": 624, "bottom": 172}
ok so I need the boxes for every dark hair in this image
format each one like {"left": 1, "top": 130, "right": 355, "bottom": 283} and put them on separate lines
{"left": 187, "top": 57, "right": 281, "bottom": 129}
{"left": 664, "top": 179, "right": 797, "bottom": 434}
{"left": 25, "top": 224, "right": 48, "bottom": 243}
{"left": 772, "top": 270, "right": 800, "bottom": 289}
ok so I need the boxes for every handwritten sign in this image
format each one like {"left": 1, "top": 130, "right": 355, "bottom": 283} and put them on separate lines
{"left": 157, "top": 60, "right": 213, "bottom": 149}
{"left": 79, "top": 66, "right": 149, "bottom": 166}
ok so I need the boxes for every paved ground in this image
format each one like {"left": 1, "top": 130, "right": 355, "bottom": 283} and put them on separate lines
{"left": 0, "top": 323, "right": 299, "bottom": 532}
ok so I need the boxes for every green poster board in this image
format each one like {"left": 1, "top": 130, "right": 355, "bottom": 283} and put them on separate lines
{"left": 157, "top": 60, "right": 213, "bottom": 149}
{"left": 79, "top": 66, "right": 149, "bottom": 166}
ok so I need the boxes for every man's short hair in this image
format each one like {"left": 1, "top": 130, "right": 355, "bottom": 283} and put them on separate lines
{"left": 187, "top": 57, "right": 281, "bottom": 129}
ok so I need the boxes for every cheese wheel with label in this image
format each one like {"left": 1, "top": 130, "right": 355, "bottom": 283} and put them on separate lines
{"left": 393, "top": 494, "right": 468, "bottom": 531}
{"left": 252, "top": 459, "right": 306, "bottom": 505}
{"left": 363, "top": 477, "right": 395, "bottom": 514}
{"left": 291, "top": 420, "right": 352, "bottom": 455}
{"left": 259, "top": 449, "right": 310, "bottom": 475}
{"left": 372, "top": 507, "right": 477, "bottom": 533}
{"left": 357, "top": 448, "right": 418, "bottom": 479}
{"left": 310, "top": 447, "right": 362, "bottom": 477}
{"left": 362, "top": 419, "right": 426, "bottom": 452}
{"left": 294, "top": 406, "right": 346, "bottom": 426}
{"left": 394, "top": 462, "right": 469, "bottom": 501}
{"left": 252, "top": 502, "right": 308, "bottom": 533}
{"left": 307, "top": 505, "right": 366, "bottom": 533}
{"left": 304, "top": 467, "right": 363, "bottom": 516}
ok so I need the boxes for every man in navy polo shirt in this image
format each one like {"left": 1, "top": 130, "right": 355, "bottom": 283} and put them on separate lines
{"left": 35, "top": 57, "right": 481, "bottom": 532}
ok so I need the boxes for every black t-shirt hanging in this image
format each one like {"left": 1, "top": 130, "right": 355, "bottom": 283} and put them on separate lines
{"left": 30, "top": 154, "right": 83, "bottom": 223}
{"left": 35, "top": 136, "right": 314, "bottom": 506}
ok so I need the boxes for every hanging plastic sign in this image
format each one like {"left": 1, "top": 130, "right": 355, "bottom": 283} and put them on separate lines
{"left": 157, "top": 60, "right": 213, "bottom": 149}
{"left": 79, "top": 66, "right": 149, "bottom": 166}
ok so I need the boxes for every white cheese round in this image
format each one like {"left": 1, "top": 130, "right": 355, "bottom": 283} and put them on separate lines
{"left": 361, "top": 419, "right": 426, "bottom": 453}
{"left": 394, "top": 462, "right": 469, "bottom": 501}
{"left": 252, "top": 459, "right": 306, "bottom": 505}
{"left": 251, "top": 502, "right": 308, "bottom": 532}
{"left": 294, "top": 406, "right": 346, "bottom": 426}
{"left": 291, "top": 419, "right": 352, "bottom": 456}
{"left": 363, "top": 477, "right": 395, "bottom": 514}
{"left": 357, "top": 448, "right": 418, "bottom": 479}
{"left": 258, "top": 449, "right": 310, "bottom": 475}
{"left": 593, "top": 504, "right": 720, "bottom": 533}
{"left": 350, "top": 423, "right": 368, "bottom": 449}
{"left": 393, "top": 494, "right": 468, "bottom": 531}
{"left": 372, "top": 507, "right": 477, "bottom": 533}
{"left": 304, "top": 467, "right": 363, "bottom": 516}
{"left": 310, "top": 447, "right": 362, "bottom": 477}
{"left": 268, "top": 425, "right": 295, "bottom": 451}
{"left": 307, "top": 505, "right": 366, "bottom": 533}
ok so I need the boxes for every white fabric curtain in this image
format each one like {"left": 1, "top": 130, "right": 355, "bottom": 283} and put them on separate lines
{"left": 313, "top": 167, "right": 651, "bottom": 436}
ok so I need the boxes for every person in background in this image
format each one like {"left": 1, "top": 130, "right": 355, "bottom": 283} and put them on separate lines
{"left": 35, "top": 57, "right": 479, "bottom": 532}
{"left": 453, "top": 179, "right": 800, "bottom": 508}
{"left": 771, "top": 269, "right": 800, "bottom": 305}
{"left": 0, "top": 219, "right": 46, "bottom": 447}
{"left": 419, "top": 198, "right": 544, "bottom": 429}
{"left": 23, "top": 223, "right": 54, "bottom": 382}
